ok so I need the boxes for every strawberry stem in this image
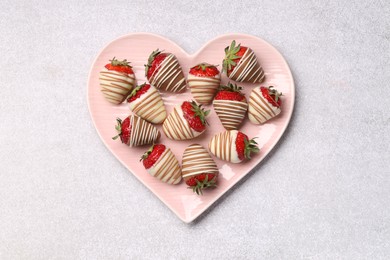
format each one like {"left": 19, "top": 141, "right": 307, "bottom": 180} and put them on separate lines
{"left": 244, "top": 137, "right": 260, "bottom": 159}
{"left": 218, "top": 82, "right": 243, "bottom": 93}
{"left": 127, "top": 83, "right": 145, "bottom": 100}
{"left": 109, "top": 57, "right": 131, "bottom": 67}
{"left": 223, "top": 40, "right": 242, "bottom": 72}
{"left": 144, "top": 49, "right": 163, "bottom": 76}
{"left": 140, "top": 144, "right": 155, "bottom": 161}
{"left": 268, "top": 86, "right": 283, "bottom": 102}
{"left": 191, "top": 101, "right": 210, "bottom": 126}
{"left": 188, "top": 174, "right": 217, "bottom": 195}
{"left": 112, "top": 118, "right": 123, "bottom": 140}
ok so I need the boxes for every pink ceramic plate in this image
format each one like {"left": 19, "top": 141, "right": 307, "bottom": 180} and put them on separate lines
{"left": 87, "top": 33, "right": 295, "bottom": 223}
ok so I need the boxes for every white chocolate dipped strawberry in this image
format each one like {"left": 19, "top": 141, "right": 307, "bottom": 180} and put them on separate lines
{"left": 112, "top": 115, "right": 160, "bottom": 147}
{"left": 99, "top": 57, "right": 136, "bottom": 104}
{"left": 145, "top": 49, "right": 186, "bottom": 92}
{"left": 209, "top": 130, "right": 259, "bottom": 163}
{"left": 127, "top": 83, "right": 167, "bottom": 124}
{"left": 223, "top": 40, "right": 265, "bottom": 83}
{"left": 141, "top": 144, "right": 182, "bottom": 184}
{"left": 187, "top": 63, "right": 221, "bottom": 105}
{"left": 163, "top": 101, "right": 210, "bottom": 141}
{"left": 248, "top": 86, "right": 282, "bottom": 124}
{"left": 182, "top": 144, "right": 219, "bottom": 195}
{"left": 213, "top": 83, "right": 248, "bottom": 130}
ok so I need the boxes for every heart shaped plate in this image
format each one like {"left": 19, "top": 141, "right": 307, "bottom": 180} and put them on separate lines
{"left": 87, "top": 33, "right": 295, "bottom": 223}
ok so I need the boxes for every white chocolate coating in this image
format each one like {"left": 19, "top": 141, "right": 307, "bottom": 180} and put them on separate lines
{"left": 228, "top": 48, "right": 265, "bottom": 83}
{"left": 149, "top": 54, "right": 186, "bottom": 92}
{"left": 163, "top": 105, "right": 204, "bottom": 140}
{"left": 209, "top": 130, "right": 241, "bottom": 163}
{"left": 128, "top": 85, "right": 167, "bottom": 124}
{"left": 213, "top": 100, "right": 248, "bottom": 130}
{"left": 128, "top": 115, "right": 160, "bottom": 147}
{"left": 147, "top": 148, "right": 181, "bottom": 184}
{"left": 248, "top": 87, "right": 281, "bottom": 124}
{"left": 99, "top": 68, "right": 135, "bottom": 104}
{"left": 187, "top": 74, "right": 220, "bottom": 105}
{"left": 182, "top": 144, "right": 219, "bottom": 180}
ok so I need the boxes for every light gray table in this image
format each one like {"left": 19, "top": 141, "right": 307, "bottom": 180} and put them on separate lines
{"left": 1, "top": 1, "right": 389, "bottom": 259}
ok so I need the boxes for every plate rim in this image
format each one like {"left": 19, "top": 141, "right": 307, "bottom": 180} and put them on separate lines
{"left": 87, "top": 32, "right": 295, "bottom": 223}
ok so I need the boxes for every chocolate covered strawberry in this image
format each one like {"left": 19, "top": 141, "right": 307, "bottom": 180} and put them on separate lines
{"left": 213, "top": 83, "right": 248, "bottom": 130}
{"left": 145, "top": 49, "right": 186, "bottom": 92}
{"left": 182, "top": 144, "right": 219, "bottom": 195}
{"left": 127, "top": 83, "right": 167, "bottom": 124}
{"left": 187, "top": 63, "right": 221, "bottom": 105}
{"left": 222, "top": 40, "right": 265, "bottom": 83}
{"left": 209, "top": 130, "right": 259, "bottom": 163}
{"left": 163, "top": 101, "right": 210, "bottom": 141}
{"left": 99, "top": 57, "right": 136, "bottom": 104}
{"left": 112, "top": 115, "right": 160, "bottom": 147}
{"left": 141, "top": 144, "right": 182, "bottom": 184}
{"left": 248, "top": 86, "right": 282, "bottom": 124}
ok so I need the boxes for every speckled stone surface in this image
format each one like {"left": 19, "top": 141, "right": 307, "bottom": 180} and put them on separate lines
{"left": 0, "top": 1, "right": 389, "bottom": 259}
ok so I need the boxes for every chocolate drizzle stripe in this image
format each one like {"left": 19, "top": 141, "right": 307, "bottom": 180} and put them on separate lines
{"left": 129, "top": 115, "right": 159, "bottom": 147}
{"left": 99, "top": 70, "right": 135, "bottom": 103}
{"left": 187, "top": 77, "right": 220, "bottom": 84}
{"left": 154, "top": 58, "right": 177, "bottom": 86}
{"left": 155, "top": 151, "right": 175, "bottom": 179}
{"left": 100, "top": 71, "right": 135, "bottom": 82}
{"left": 166, "top": 69, "right": 182, "bottom": 92}
{"left": 249, "top": 94, "right": 272, "bottom": 118}
{"left": 221, "top": 132, "right": 230, "bottom": 162}
{"left": 249, "top": 101, "right": 268, "bottom": 123}
{"left": 228, "top": 48, "right": 265, "bottom": 83}
{"left": 150, "top": 148, "right": 181, "bottom": 184}
{"left": 100, "top": 83, "right": 130, "bottom": 92}
{"left": 150, "top": 150, "right": 168, "bottom": 177}
{"left": 256, "top": 90, "right": 276, "bottom": 115}
{"left": 150, "top": 54, "right": 186, "bottom": 92}
{"left": 131, "top": 87, "right": 166, "bottom": 124}
{"left": 101, "top": 90, "right": 124, "bottom": 100}
{"left": 182, "top": 145, "right": 218, "bottom": 179}
{"left": 213, "top": 100, "right": 248, "bottom": 130}
{"left": 163, "top": 107, "right": 194, "bottom": 140}
{"left": 209, "top": 130, "right": 241, "bottom": 163}
{"left": 240, "top": 52, "right": 261, "bottom": 82}
{"left": 246, "top": 65, "right": 262, "bottom": 82}
{"left": 238, "top": 52, "right": 256, "bottom": 78}
{"left": 244, "top": 54, "right": 264, "bottom": 83}
{"left": 248, "top": 89, "right": 281, "bottom": 124}
{"left": 235, "top": 50, "right": 258, "bottom": 82}
{"left": 188, "top": 76, "right": 220, "bottom": 104}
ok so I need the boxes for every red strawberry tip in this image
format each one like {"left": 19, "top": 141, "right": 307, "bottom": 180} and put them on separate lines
{"left": 181, "top": 101, "right": 210, "bottom": 132}
{"left": 128, "top": 83, "right": 144, "bottom": 97}
{"left": 127, "top": 83, "right": 151, "bottom": 102}
{"left": 140, "top": 144, "right": 155, "bottom": 161}
{"left": 214, "top": 83, "right": 246, "bottom": 101}
{"left": 189, "top": 63, "right": 220, "bottom": 77}
{"left": 144, "top": 49, "right": 163, "bottom": 77}
{"left": 193, "top": 62, "right": 216, "bottom": 70}
{"left": 261, "top": 86, "right": 283, "bottom": 107}
{"left": 141, "top": 144, "right": 166, "bottom": 169}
